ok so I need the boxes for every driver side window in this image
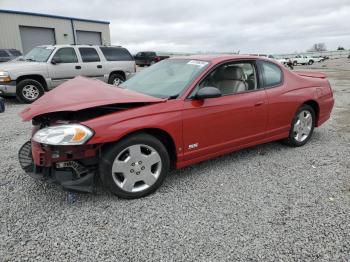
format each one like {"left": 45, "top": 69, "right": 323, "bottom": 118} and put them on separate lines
{"left": 195, "top": 62, "right": 258, "bottom": 96}
{"left": 52, "top": 48, "right": 78, "bottom": 63}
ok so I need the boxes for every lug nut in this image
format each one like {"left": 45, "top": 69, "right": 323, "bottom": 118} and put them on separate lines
{"left": 130, "top": 169, "right": 134, "bottom": 173}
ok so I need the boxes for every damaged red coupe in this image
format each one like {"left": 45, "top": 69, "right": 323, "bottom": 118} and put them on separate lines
{"left": 19, "top": 55, "right": 334, "bottom": 198}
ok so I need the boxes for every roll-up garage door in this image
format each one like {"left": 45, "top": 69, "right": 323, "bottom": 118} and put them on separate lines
{"left": 19, "top": 26, "right": 56, "bottom": 54}
{"left": 76, "top": 30, "right": 102, "bottom": 45}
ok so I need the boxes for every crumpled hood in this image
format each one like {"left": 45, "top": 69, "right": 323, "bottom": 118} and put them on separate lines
{"left": 20, "top": 76, "right": 165, "bottom": 121}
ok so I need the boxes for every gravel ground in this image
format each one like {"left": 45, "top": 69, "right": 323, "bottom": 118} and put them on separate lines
{"left": 1, "top": 58, "right": 350, "bottom": 261}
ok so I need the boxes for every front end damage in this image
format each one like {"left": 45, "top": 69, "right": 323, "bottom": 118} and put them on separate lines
{"left": 18, "top": 77, "right": 166, "bottom": 193}
{"left": 19, "top": 140, "right": 101, "bottom": 192}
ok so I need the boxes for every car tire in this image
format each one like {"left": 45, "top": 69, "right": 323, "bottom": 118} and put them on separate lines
{"left": 100, "top": 133, "right": 170, "bottom": 199}
{"left": 108, "top": 73, "right": 125, "bottom": 86}
{"left": 16, "top": 79, "right": 44, "bottom": 103}
{"left": 308, "top": 60, "right": 314, "bottom": 65}
{"left": 283, "top": 104, "right": 315, "bottom": 147}
{"left": 293, "top": 61, "right": 297, "bottom": 66}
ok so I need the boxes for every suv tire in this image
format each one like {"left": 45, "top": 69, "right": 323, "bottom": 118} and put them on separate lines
{"left": 108, "top": 73, "right": 125, "bottom": 86}
{"left": 16, "top": 79, "right": 44, "bottom": 103}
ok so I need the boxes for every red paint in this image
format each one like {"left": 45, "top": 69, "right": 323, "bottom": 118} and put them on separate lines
{"left": 22, "top": 55, "right": 334, "bottom": 169}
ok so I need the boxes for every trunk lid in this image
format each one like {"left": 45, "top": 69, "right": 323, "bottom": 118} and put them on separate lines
{"left": 20, "top": 76, "right": 165, "bottom": 121}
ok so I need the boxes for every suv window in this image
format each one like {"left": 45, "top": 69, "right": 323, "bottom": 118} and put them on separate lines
{"left": 0, "top": 50, "right": 10, "bottom": 58}
{"left": 52, "top": 48, "right": 78, "bottom": 63}
{"left": 194, "top": 62, "right": 257, "bottom": 96}
{"left": 79, "top": 48, "right": 100, "bottom": 62}
{"left": 261, "top": 61, "right": 282, "bottom": 87}
{"left": 9, "top": 50, "right": 21, "bottom": 56}
{"left": 100, "top": 47, "right": 133, "bottom": 61}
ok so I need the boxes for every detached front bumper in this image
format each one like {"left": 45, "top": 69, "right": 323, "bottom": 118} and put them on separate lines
{"left": 19, "top": 141, "right": 100, "bottom": 193}
{"left": 0, "top": 81, "right": 16, "bottom": 96}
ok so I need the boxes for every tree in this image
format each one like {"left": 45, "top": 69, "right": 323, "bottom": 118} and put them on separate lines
{"left": 337, "top": 46, "right": 345, "bottom": 50}
{"left": 308, "top": 43, "right": 327, "bottom": 52}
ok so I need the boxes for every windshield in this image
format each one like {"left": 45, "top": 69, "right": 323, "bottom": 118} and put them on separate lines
{"left": 23, "top": 46, "right": 55, "bottom": 62}
{"left": 121, "top": 59, "right": 209, "bottom": 98}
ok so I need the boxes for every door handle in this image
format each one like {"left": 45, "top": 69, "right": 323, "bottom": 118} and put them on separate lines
{"left": 254, "top": 101, "right": 264, "bottom": 107}
{"left": 97, "top": 65, "right": 102, "bottom": 68}
{"left": 75, "top": 66, "right": 81, "bottom": 70}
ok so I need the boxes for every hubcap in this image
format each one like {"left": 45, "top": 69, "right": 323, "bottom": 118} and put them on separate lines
{"left": 112, "top": 78, "right": 123, "bottom": 86}
{"left": 293, "top": 110, "right": 313, "bottom": 142}
{"left": 112, "top": 144, "right": 162, "bottom": 193}
{"left": 22, "top": 85, "right": 39, "bottom": 100}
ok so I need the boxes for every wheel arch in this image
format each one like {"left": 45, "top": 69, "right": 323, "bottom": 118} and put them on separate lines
{"left": 302, "top": 100, "right": 319, "bottom": 123}
{"left": 109, "top": 70, "right": 126, "bottom": 80}
{"left": 16, "top": 74, "right": 48, "bottom": 91}
{"left": 102, "top": 128, "right": 177, "bottom": 169}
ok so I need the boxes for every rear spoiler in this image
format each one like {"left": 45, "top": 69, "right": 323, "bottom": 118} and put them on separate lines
{"left": 294, "top": 71, "right": 326, "bottom": 79}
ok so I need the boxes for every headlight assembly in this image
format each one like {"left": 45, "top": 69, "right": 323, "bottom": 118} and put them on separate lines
{"left": 0, "top": 71, "right": 11, "bottom": 82}
{"left": 32, "top": 124, "right": 94, "bottom": 145}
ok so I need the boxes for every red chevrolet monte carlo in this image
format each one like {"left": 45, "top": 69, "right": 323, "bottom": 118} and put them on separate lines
{"left": 19, "top": 55, "right": 334, "bottom": 199}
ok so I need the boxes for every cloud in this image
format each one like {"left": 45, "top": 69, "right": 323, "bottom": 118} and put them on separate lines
{"left": 1, "top": 0, "right": 349, "bottom": 54}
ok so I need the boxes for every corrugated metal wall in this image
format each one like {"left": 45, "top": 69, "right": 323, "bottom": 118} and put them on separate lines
{"left": 0, "top": 11, "right": 110, "bottom": 52}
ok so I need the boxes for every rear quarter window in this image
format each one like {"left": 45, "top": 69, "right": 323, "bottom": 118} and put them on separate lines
{"left": 100, "top": 47, "right": 133, "bottom": 61}
{"left": 261, "top": 61, "right": 283, "bottom": 87}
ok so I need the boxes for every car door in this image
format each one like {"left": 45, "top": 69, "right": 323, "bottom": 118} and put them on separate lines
{"left": 47, "top": 47, "right": 82, "bottom": 87}
{"left": 182, "top": 61, "right": 268, "bottom": 161}
{"left": 78, "top": 47, "right": 105, "bottom": 81}
{"left": 258, "top": 61, "right": 293, "bottom": 137}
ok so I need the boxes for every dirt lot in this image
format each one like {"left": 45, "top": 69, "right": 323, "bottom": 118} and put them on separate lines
{"left": 1, "top": 58, "right": 350, "bottom": 261}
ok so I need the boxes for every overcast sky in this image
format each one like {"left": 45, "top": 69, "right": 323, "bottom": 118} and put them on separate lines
{"left": 1, "top": 0, "right": 349, "bottom": 54}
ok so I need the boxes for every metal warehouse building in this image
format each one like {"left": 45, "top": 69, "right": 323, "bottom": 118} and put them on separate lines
{"left": 0, "top": 9, "right": 111, "bottom": 54}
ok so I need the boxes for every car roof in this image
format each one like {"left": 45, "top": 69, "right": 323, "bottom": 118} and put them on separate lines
{"left": 169, "top": 54, "right": 270, "bottom": 64}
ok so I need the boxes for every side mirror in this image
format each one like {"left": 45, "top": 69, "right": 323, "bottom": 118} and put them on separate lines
{"left": 51, "top": 58, "right": 61, "bottom": 65}
{"left": 195, "top": 86, "right": 221, "bottom": 99}
{"left": 0, "top": 97, "right": 5, "bottom": 113}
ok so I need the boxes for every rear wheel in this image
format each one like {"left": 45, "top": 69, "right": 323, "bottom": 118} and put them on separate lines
{"left": 293, "top": 61, "right": 298, "bottom": 66}
{"left": 308, "top": 60, "right": 314, "bottom": 65}
{"left": 108, "top": 73, "right": 125, "bottom": 86}
{"left": 100, "top": 133, "right": 170, "bottom": 199}
{"left": 283, "top": 104, "right": 315, "bottom": 147}
{"left": 16, "top": 79, "right": 44, "bottom": 103}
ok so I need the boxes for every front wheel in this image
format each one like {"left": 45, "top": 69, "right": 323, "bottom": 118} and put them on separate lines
{"left": 283, "top": 104, "right": 315, "bottom": 147}
{"left": 100, "top": 133, "right": 170, "bottom": 199}
{"left": 308, "top": 60, "right": 314, "bottom": 65}
{"left": 293, "top": 61, "right": 298, "bottom": 66}
{"left": 16, "top": 79, "right": 44, "bottom": 103}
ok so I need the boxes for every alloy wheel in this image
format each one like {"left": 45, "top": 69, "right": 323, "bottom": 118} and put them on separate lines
{"left": 22, "top": 85, "right": 39, "bottom": 101}
{"left": 112, "top": 78, "right": 123, "bottom": 86}
{"left": 293, "top": 110, "right": 313, "bottom": 142}
{"left": 111, "top": 144, "right": 162, "bottom": 192}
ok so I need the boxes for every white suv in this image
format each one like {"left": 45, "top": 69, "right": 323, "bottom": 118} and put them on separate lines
{"left": 0, "top": 45, "right": 136, "bottom": 103}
